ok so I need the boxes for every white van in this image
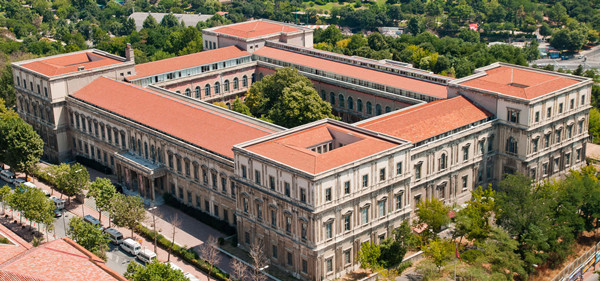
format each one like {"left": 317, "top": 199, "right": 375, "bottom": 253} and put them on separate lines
{"left": 137, "top": 248, "right": 157, "bottom": 264}
{"left": 120, "top": 238, "right": 141, "bottom": 255}
{"left": 0, "top": 170, "right": 16, "bottom": 184}
{"left": 103, "top": 228, "right": 124, "bottom": 245}
{"left": 50, "top": 196, "right": 65, "bottom": 210}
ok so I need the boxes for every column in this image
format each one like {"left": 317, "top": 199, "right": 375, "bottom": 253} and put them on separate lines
{"left": 150, "top": 178, "right": 156, "bottom": 201}
{"left": 138, "top": 174, "right": 144, "bottom": 197}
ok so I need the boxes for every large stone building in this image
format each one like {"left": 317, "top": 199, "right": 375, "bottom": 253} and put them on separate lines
{"left": 11, "top": 20, "right": 592, "bottom": 281}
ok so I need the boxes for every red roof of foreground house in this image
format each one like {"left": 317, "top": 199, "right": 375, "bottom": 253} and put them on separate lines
{"left": 358, "top": 96, "right": 492, "bottom": 143}
{"left": 254, "top": 47, "right": 448, "bottom": 99}
{"left": 126, "top": 46, "right": 250, "bottom": 80}
{"left": 0, "top": 238, "right": 126, "bottom": 281}
{"left": 72, "top": 77, "right": 275, "bottom": 158}
{"left": 212, "top": 20, "right": 300, "bottom": 39}
{"left": 20, "top": 51, "right": 123, "bottom": 77}
{"left": 458, "top": 65, "right": 581, "bottom": 100}
{"left": 0, "top": 224, "right": 31, "bottom": 265}
{"left": 244, "top": 122, "right": 401, "bottom": 174}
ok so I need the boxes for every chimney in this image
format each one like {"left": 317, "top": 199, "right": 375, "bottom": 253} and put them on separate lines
{"left": 125, "top": 43, "right": 134, "bottom": 62}
{"left": 77, "top": 66, "right": 85, "bottom": 71}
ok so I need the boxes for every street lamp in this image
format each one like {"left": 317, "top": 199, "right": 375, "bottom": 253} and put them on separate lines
{"left": 148, "top": 206, "right": 158, "bottom": 253}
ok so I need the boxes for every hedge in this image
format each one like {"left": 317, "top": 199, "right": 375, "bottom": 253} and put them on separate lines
{"left": 75, "top": 156, "right": 112, "bottom": 174}
{"left": 135, "top": 224, "right": 230, "bottom": 281}
{"left": 163, "top": 193, "right": 236, "bottom": 235}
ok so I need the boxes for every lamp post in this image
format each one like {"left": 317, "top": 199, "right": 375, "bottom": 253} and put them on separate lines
{"left": 148, "top": 206, "right": 158, "bottom": 253}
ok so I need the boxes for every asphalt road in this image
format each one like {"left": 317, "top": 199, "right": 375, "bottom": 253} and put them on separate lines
{"left": 532, "top": 45, "right": 600, "bottom": 70}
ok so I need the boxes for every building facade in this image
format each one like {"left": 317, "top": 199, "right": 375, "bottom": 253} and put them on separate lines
{"left": 10, "top": 19, "right": 592, "bottom": 281}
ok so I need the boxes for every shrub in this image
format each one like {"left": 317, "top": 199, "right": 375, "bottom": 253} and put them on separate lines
{"left": 135, "top": 224, "right": 230, "bottom": 281}
{"left": 163, "top": 194, "right": 236, "bottom": 235}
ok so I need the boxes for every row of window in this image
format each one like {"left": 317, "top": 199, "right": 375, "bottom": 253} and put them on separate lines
{"left": 242, "top": 197, "right": 309, "bottom": 241}
{"left": 322, "top": 91, "right": 392, "bottom": 116}
{"left": 167, "top": 153, "right": 236, "bottom": 199}
{"left": 530, "top": 121, "right": 584, "bottom": 154}
{"left": 71, "top": 112, "right": 128, "bottom": 150}
{"left": 240, "top": 165, "right": 307, "bottom": 203}
{"left": 16, "top": 76, "right": 48, "bottom": 98}
{"left": 531, "top": 148, "right": 582, "bottom": 179}
{"left": 18, "top": 97, "right": 53, "bottom": 125}
{"left": 242, "top": 233, "right": 311, "bottom": 275}
{"left": 507, "top": 95, "right": 586, "bottom": 125}
{"left": 73, "top": 138, "right": 115, "bottom": 168}
{"left": 170, "top": 183, "right": 234, "bottom": 224}
{"left": 176, "top": 75, "right": 252, "bottom": 99}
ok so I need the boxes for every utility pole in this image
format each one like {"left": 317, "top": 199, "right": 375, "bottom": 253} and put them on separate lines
{"left": 148, "top": 205, "right": 158, "bottom": 253}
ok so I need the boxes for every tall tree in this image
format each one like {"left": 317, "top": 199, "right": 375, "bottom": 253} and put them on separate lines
{"left": 422, "top": 239, "right": 454, "bottom": 272}
{"left": 0, "top": 115, "right": 43, "bottom": 177}
{"left": 415, "top": 198, "right": 451, "bottom": 236}
{"left": 125, "top": 259, "right": 190, "bottom": 281}
{"left": 68, "top": 216, "right": 110, "bottom": 260}
{"left": 55, "top": 163, "right": 89, "bottom": 205}
{"left": 87, "top": 177, "right": 116, "bottom": 222}
{"left": 110, "top": 193, "right": 146, "bottom": 238}
{"left": 454, "top": 185, "right": 495, "bottom": 243}
{"left": 249, "top": 240, "right": 267, "bottom": 281}
{"left": 358, "top": 241, "right": 381, "bottom": 270}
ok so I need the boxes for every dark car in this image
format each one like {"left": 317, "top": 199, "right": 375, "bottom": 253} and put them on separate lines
{"left": 54, "top": 209, "right": 63, "bottom": 217}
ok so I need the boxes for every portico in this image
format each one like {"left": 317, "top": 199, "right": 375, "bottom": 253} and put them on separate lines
{"left": 115, "top": 151, "right": 166, "bottom": 202}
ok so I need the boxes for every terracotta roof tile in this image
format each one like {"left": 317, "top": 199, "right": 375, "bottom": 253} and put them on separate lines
{"left": 72, "top": 77, "right": 275, "bottom": 158}
{"left": 254, "top": 47, "right": 448, "bottom": 99}
{"left": 0, "top": 224, "right": 32, "bottom": 264}
{"left": 20, "top": 52, "right": 122, "bottom": 77}
{"left": 212, "top": 21, "right": 300, "bottom": 39}
{"left": 126, "top": 46, "right": 250, "bottom": 80}
{"left": 459, "top": 65, "right": 580, "bottom": 99}
{"left": 245, "top": 123, "right": 400, "bottom": 174}
{"left": 358, "top": 96, "right": 492, "bottom": 142}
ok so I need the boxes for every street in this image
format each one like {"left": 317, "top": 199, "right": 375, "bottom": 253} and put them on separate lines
{"left": 532, "top": 44, "right": 600, "bottom": 71}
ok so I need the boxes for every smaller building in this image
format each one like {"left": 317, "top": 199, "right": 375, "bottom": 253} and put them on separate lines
{"left": 0, "top": 224, "right": 127, "bottom": 281}
{"left": 128, "top": 12, "right": 213, "bottom": 31}
{"left": 202, "top": 19, "right": 314, "bottom": 52}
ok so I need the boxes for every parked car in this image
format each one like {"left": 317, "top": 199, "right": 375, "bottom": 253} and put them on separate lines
{"left": 0, "top": 169, "right": 16, "bottom": 184}
{"left": 54, "top": 209, "right": 63, "bottom": 217}
{"left": 120, "top": 238, "right": 141, "bottom": 256}
{"left": 103, "top": 228, "right": 124, "bottom": 245}
{"left": 137, "top": 248, "right": 157, "bottom": 264}
{"left": 50, "top": 196, "right": 65, "bottom": 210}
{"left": 83, "top": 215, "right": 104, "bottom": 231}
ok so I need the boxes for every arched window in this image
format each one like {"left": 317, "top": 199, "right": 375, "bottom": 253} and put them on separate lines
{"left": 385, "top": 106, "right": 391, "bottom": 113}
{"left": 224, "top": 80, "right": 230, "bottom": 92}
{"left": 233, "top": 77, "right": 239, "bottom": 89}
{"left": 339, "top": 94, "right": 345, "bottom": 108}
{"left": 347, "top": 97, "right": 354, "bottom": 110}
{"left": 184, "top": 88, "right": 191, "bottom": 97}
{"left": 357, "top": 99, "right": 363, "bottom": 112}
{"left": 366, "top": 102, "right": 372, "bottom": 115}
{"left": 252, "top": 73, "right": 256, "bottom": 83}
{"left": 330, "top": 92, "right": 335, "bottom": 105}
{"left": 205, "top": 84, "right": 211, "bottom": 96}
{"left": 214, "top": 82, "right": 220, "bottom": 94}
{"left": 195, "top": 86, "right": 201, "bottom": 98}
{"left": 376, "top": 104, "right": 382, "bottom": 115}
{"left": 506, "top": 137, "right": 518, "bottom": 154}
{"left": 439, "top": 153, "right": 447, "bottom": 170}
{"left": 242, "top": 75, "right": 248, "bottom": 87}
{"left": 144, "top": 142, "right": 149, "bottom": 159}
{"left": 321, "top": 90, "right": 326, "bottom": 100}
{"left": 151, "top": 144, "right": 155, "bottom": 162}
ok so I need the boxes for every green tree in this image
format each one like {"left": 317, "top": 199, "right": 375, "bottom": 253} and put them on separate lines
{"left": 160, "top": 14, "right": 179, "bottom": 28}
{"left": 0, "top": 185, "right": 10, "bottom": 214}
{"left": 87, "top": 178, "right": 116, "bottom": 223}
{"left": 110, "top": 193, "right": 146, "bottom": 238}
{"left": 422, "top": 239, "right": 454, "bottom": 272}
{"left": 454, "top": 185, "right": 495, "bottom": 243}
{"left": 358, "top": 242, "right": 381, "bottom": 270}
{"left": 415, "top": 198, "right": 451, "bottom": 236}
{"left": 68, "top": 216, "right": 110, "bottom": 260}
{"left": 589, "top": 108, "right": 600, "bottom": 144}
{"left": 23, "top": 187, "right": 54, "bottom": 231}
{"left": 550, "top": 26, "right": 588, "bottom": 51}
{"left": 0, "top": 65, "right": 16, "bottom": 107}
{"left": 539, "top": 23, "right": 552, "bottom": 39}
{"left": 318, "top": 25, "right": 343, "bottom": 45}
{"left": 407, "top": 17, "right": 422, "bottom": 36}
{"left": 0, "top": 115, "right": 44, "bottom": 177}
{"left": 143, "top": 15, "right": 158, "bottom": 29}
{"left": 55, "top": 163, "right": 89, "bottom": 204}
{"left": 378, "top": 237, "right": 407, "bottom": 268}
{"left": 244, "top": 67, "right": 334, "bottom": 128}
{"left": 230, "top": 97, "right": 252, "bottom": 116}
{"left": 125, "top": 259, "right": 189, "bottom": 281}
{"left": 458, "top": 29, "right": 480, "bottom": 43}
{"left": 367, "top": 32, "right": 387, "bottom": 51}
{"left": 473, "top": 227, "right": 527, "bottom": 280}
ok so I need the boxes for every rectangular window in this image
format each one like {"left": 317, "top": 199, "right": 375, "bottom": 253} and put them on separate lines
{"left": 379, "top": 168, "right": 386, "bottom": 181}
{"left": 415, "top": 163, "right": 422, "bottom": 180}
{"left": 300, "top": 188, "right": 306, "bottom": 203}
{"left": 361, "top": 207, "right": 369, "bottom": 224}
{"left": 543, "top": 163, "right": 548, "bottom": 176}
{"left": 462, "top": 175, "right": 468, "bottom": 190}
{"left": 378, "top": 200, "right": 386, "bottom": 217}
{"left": 571, "top": 99, "right": 575, "bottom": 109}
{"left": 325, "top": 222, "right": 332, "bottom": 239}
{"left": 272, "top": 245, "right": 278, "bottom": 259}
{"left": 463, "top": 146, "right": 469, "bottom": 161}
{"left": 271, "top": 209, "right": 276, "bottom": 227}
{"left": 176, "top": 158, "right": 182, "bottom": 173}
{"left": 344, "top": 250, "right": 351, "bottom": 265}
{"left": 554, "top": 158, "right": 560, "bottom": 172}
{"left": 325, "top": 188, "right": 332, "bottom": 202}
{"left": 532, "top": 138, "right": 538, "bottom": 152}
{"left": 185, "top": 162, "right": 190, "bottom": 176}
{"left": 344, "top": 215, "right": 351, "bottom": 231}
{"left": 287, "top": 252, "right": 293, "bottom": 266}
{"left": 396, "top": 162, "right": 402, "bottom": 175}
{"left": 344, "top": 181, "right": 350, "bottom": 194}
{"left": 221, "top": 177, "right": 227, "bottom": 193}
{"left": 243, "top": 198, "right": 248, "bottom": 213}
{"left": 301, "top": 223, "right": 307, "bottom": 240}
{"left": 565, "top": 153, "right": 571, "bottom": 166}
{"left": 545, "top": 134, "right": 551, "bottom": 148}
{"left": 257, "top": 204, "right": 262, "bottom": 220}
{"left": 556, "top": 129, "right": 562, "bottom": 143}
{"left": 508, "top": 109, "right": 519, "bottom": 123}
{"left": 576, "top": 148, "right": 582, "bottom": 162}
{"left": 302, "top": 260, "right": 308, "bottom": 274}
{"left": 231, "top": 182, "right": 236, "bottom": 198}
{"left": 547, "top": 107, "right": 552, "bottom": 118}
{"left": 326, "top": 259, "right": 333, "bottom": 273}
{"left": 284, "top": 182, "right": 290, "bottom": 197}
{"left": 241, "top": 165, "right": 247, "bottom": 178}
{"left": 205, "top": 200, "right": 210, "bottom": 213}
{"left": 582, "top": 95, "right": 586, "bottom": 105}
{"left": 286, "top": 216, "right": 291, "bottom": 233}
{"left": 535, "top": 111, "right": 540, "bottom": 122}
{"left": 187, "top": 191, "right": 192, "bottom": 204}
{"left": 269, "top": 176, "right": 275, "bottom": 190}
{"left": 255, "top": 170, "right": 261, "bottom": 185}
{"left": 245, "top": 232, "right": 250, "bottom": 245}
{"left": 196, "top": 195, "right": 201, "bottom": 208}
{"left": 530, "top": 168, "right": 536, "bottom": 179}
{"left": 178, "top": 187, "right": 183, "bottom": 200}
{"left": 559, "top": 103, "right": 563, "bottom": 113}
{"left": 362, "top": 174, "right": 368, "bottom": 187}
{"left": 396, "top": 194, "right": 402, "bottom": 210}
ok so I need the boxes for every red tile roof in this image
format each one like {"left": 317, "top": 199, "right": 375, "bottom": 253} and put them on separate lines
{"left": 72, "top": 77, "right": 275, "bottom": 158}
{"left": 20, "top": 52, "right": 123, "bottom": 77}
{"left": 459, "top": 65, "right": 580, "bottom": 100}
{"left": 126, "top": 46, "right": 250, "bottom": 80}
{"left": 0, "top": 238, "right": 126, "bottom": 281}
{"left": 358, "top": 96, "right": 492, "bottom": 143}
{"left": 212, "top": 21, "right": 300, "bottom": 39}
{"left": 0, "top": 224, "right": 31, "bottom": 265}
{"left": 254, "top": 47, "right": 448, "bottom": 99}
{"left": 245, "top": 123, "right": 400, "bottom": 174}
